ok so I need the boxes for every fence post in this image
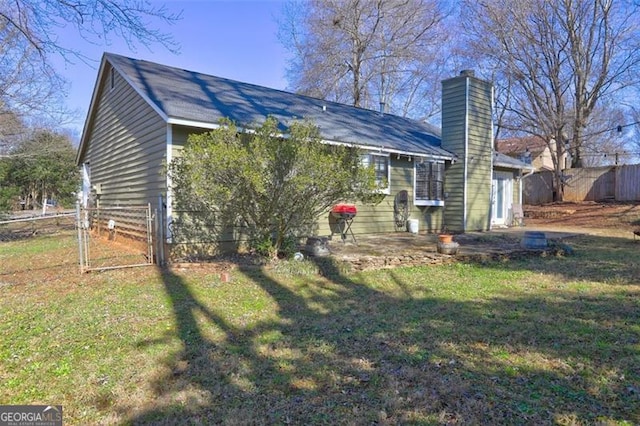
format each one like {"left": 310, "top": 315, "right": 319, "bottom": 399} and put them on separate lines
{"left": 157, "top": 194, "right": 165, "bottom": 266}
{"left": 146, "top": 203, "right": 154, "bottom": 265}
{"left": 76, "top": 201, "right": 85, "bottom": 274}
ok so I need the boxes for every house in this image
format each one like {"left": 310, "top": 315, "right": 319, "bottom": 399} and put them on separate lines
{"left": 496, "top": 136, "right": 571, "bottom": 204}
{"left": 76, "top": 53, "right": 532, "bottom": 255}
{"left": 497, "top": 135, "right": 570, "bottom": 171}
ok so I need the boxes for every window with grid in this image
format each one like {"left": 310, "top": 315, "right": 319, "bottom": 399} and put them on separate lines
{"left": 361, "top": 153, "right": 390, "bottom": 193}
{"left": 415, "top": 161, "right": 444, "bottom": 205}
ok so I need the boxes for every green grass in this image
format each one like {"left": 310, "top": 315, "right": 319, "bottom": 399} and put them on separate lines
{"left": 0, "top": 233, "right": 639, "bottom": 424}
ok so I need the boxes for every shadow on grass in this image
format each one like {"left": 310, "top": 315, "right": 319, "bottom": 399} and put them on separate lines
{"left": 126, "top": 242, "right": 639, "bottom": 424}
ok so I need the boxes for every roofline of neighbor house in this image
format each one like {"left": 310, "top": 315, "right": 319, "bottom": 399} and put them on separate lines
{"left": 493, "top": 153, "right": 535, "bottom": 171}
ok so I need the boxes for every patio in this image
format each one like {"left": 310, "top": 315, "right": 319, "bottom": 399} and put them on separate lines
{"left": 325, "top": 227, "right": 581, "bottom": 271}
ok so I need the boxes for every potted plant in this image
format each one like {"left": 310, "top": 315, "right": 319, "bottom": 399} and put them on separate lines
{"left": 437, "top": 228, "right": 458, "bottom": 255}
{"left": 438, "top": 227, "right": 453, "bottom": 243}
{"left": 438, "top": 233, "right": 453, "bottom": 244}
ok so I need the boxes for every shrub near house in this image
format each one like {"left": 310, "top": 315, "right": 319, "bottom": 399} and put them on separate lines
{"left": 170, "top": 117, "right": 378, "bottom": 258}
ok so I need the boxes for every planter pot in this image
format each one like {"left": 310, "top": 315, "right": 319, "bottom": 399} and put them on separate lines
{"left": 437, "top": 241, "right": 459, "bottom": 255}
{"left": 520, "top": 231, "right": 547, "bottom": 249}
{"left": 304, "top": 236, "right": 330, "bottom": 257}
{"left": 438, "top": 234, "right": 453, "bottom": 244}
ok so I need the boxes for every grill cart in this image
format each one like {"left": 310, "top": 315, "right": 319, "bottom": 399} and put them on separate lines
{"left": 331, "top": 203, "right": 357, "bottom": 244}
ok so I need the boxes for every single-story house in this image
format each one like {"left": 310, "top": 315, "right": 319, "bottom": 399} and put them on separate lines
{"left": 76, "top": 53, "right": 532, "bottom": 253}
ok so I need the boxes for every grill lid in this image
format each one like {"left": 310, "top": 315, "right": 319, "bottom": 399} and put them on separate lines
{"left": 331, "top": 203, "right": 357, "bottom": 215}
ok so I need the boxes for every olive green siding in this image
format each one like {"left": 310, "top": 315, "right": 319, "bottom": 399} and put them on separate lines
{"left": 82, "top": 64, "right": 167, "bottom": 207}
{"left": 169, "top": 130, "right": 445, "bottom": 239}
{"left": 441, "top": 74, "right": 493, "bottom": 232}
{"left": 440, "top": 79, "right": 466, "bottom": 232}
{"left": 170, "top": 125, "right": 209, "bottom": 156}
{"left": 315, "top": 157, "right": 443, "bottom": 237}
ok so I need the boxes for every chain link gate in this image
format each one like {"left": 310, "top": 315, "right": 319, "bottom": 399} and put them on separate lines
{"left": 77, "top": 203, "right": 155, "bottom": 273}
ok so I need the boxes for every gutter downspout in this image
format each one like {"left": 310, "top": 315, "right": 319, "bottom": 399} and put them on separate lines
{"left": 487, "top": 85, "right": 495, "bottom": 232}
{"left": 517, "top": 168, "right": 536, "bottom": 205}
{"left": 166, "top": 123, "right": 173, "bottom": 244}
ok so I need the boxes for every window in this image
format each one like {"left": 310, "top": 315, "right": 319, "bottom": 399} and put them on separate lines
{"left": 110, "top": 67, "right": 115, "bottom": 90}
{"left": 361, "top": 153, "right": 390, "bottom": 194}
{"left": 414, "top": 160, "right": 445, "bottom": 206}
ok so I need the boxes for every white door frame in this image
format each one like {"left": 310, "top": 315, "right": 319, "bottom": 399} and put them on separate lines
{"left": 492, "top": 171, "right": 513, "bottom": 226}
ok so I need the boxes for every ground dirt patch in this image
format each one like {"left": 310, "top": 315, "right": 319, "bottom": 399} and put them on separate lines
{"left": 524, "top": 201, "right": 640, "bottom": 235}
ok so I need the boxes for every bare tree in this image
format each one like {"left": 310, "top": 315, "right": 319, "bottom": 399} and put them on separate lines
{"left": 626, "top": 106, "right": 640, "bottom": 161}
{"left": 460, "top": 0, "right": 640, "bottom": 200}
{"left": 1, "top": 0, "right": 180, "bottom": 61}
{"left": 0, "top": 107, "right": 27, "bottom": 155}
{"left": 279, "top": 0, "right": 450, "bottom": 120}
{"left": 0, "top": 0, "right": 181, "bottom": 146}
{"left": 577, "top": 103, "right": 632, "bottom": 166}
{"left": 0, "top": 19, "right": 69, "bottom": 130}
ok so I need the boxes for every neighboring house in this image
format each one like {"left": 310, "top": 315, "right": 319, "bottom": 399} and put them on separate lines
{"left": 497, "top": 136, "right": 570, "bottom": 171}
{"left": 496, "top": 136, "right": 571, "bottom": 205}
{"left": 76, "top": 53, "right": 531, "bottom": 253}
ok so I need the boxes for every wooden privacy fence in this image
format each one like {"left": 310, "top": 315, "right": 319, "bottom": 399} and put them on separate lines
{"left": 563, "top": 167, "right": 615, "bottom": 202}
{"left": 523, "top": 163, "right": 640, "bottom": 204}
{"left": 615, "top": 164, "right": 640, "bottom": 201}
{"left": 523, "top": 172, "right": 554, "bottom": 205}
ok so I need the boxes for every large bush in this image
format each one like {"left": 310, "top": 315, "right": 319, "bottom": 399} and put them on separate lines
{"left": 169, "top": 117, "right": 378, "bottom": 257}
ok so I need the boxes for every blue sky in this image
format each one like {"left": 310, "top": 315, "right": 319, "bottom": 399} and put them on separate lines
{"left": 53, "top": 0, "right": 289, "bottom": 136}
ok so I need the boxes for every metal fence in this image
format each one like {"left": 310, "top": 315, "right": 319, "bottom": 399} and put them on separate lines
{"left": 76, "top": 204, "right": 155, "bottom": 273}
{"left": 0, "top": 212, "right": 76, "bottom": 242}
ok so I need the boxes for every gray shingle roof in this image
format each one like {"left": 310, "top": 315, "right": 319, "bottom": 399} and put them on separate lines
{"left": 106, "top": 53, "right": 453, "bottom": 159}
{"left": 494, "top": 152, "right": 535, "bottom": 171}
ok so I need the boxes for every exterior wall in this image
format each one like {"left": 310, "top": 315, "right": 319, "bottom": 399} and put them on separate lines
{"left": 170, "top": 125, "right": 209, "bottom": 156}
{"left": 82, "top": 63, "right": 167, "bottom": 208}
{"left": 168, "top": 125, "right": 231, "bottom": 249}
{"left": 533, "top": 147, "right": 555, "bottom": 170}
{"left": 315, "top": 156, "right": 444, "bottom": 237}
{"left": 440, "top": 78, "right": 466, "bottom": 232}
{"left": 441, "top": 73, "right": 493, "bottom": 232}
{"left": 170, "top": 129, "right": 444, "bottom": 243}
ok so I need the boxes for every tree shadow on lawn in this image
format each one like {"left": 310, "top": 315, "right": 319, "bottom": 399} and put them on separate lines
{"left": 125, "top": 253, "right": 639, "bottom": 424}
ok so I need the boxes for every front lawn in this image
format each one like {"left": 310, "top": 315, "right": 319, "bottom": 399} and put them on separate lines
{"left": 1, "top": 233, "right": 638, "bottom": 424}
